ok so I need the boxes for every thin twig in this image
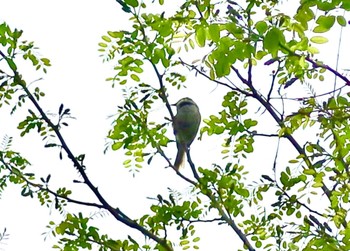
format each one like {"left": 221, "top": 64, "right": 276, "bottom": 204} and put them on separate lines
{"left": 179, "top": 58, "right": 253, "bottom": 97}
{"left": 186, "top": 148, "right": 200, "bottom": 181}
{"left": 306, "top": 56, "right": 350, "bottom": 85}
{"left": 267, "top": 61, "right": 281, "bottom": 102}
{"left": 269, "top": 84, "right": 347, "bottom": 101}
{"left": 156, "top": 146, "right": 197, "bottom": 186}
{"left": 278, "top": 43, "right": 350, "bottom": 86}
{"left": 0, "top": 49, "right": 173, "bottom": 251}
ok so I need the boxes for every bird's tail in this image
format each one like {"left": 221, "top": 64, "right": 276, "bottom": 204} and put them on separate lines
{"left": 174, "top": 145, "right": 185, "bottom": 170}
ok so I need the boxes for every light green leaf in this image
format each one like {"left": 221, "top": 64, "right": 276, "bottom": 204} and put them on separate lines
{"left": 193, "top": 237, "right": 200, "bottom": 242}
{"left": 255, "top": 50, "right": 267, "bottom": 60}
{"left": 180, "top": 240, "right": 190, "bottom": 246}
{"left": 98, "top": 42, "right": 107, "bottom": 48}
{"left": 112, "top": 142, "right": 123, "bottom": 150}
{"left": 263, "top": 28, "right": 284, "bottom": 57}
{"left": 195, "top": 26, "right": 206, "bottom": 47}
{"left": 313, "top": 15, "right": 335, "bottom": 33}
{"left": 313, "top": 25, "right": 328, "bottom": 33}
{"left": 107, "top": 31, "right": 124, "bottom": 38}
{"left": 303, "top": 169, "right": 315, "bottom": 175}
{"left": 337, "top": 15, "right": 346, "bottom": 26}
{"left": 188, "top": 38, "right": 195, "bottom": 49}
{"left": 130, "top": 74, "right": 140, "bottom": 82}
{"left": 102, "top": 35, "right": 111, "bottom": 42}
{"left": 208, "top": 24, "right": 220, "bottom": 42}
{"left": 255, "top": 21, "right": 268, "bottom": 35}
{"left": 40, "top": 58, "right": 51, "bottom": 66}
{"left": 307, "top": 46, "right": 319, "bottom": 54}
{"left": 310, "top": 36, "right": 328, "bottom": 44}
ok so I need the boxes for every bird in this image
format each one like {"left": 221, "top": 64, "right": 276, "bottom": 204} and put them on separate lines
{"left": 172, "top": 97, "right": 201, "bottom": 170}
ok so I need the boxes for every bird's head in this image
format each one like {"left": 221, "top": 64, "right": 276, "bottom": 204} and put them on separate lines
{"left": 173, "top": 97, "right": 197, "bottom": 111}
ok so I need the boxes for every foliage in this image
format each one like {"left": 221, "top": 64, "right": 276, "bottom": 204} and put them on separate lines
{"left": 1, "top": 0, "right": 350, "bottom": 250}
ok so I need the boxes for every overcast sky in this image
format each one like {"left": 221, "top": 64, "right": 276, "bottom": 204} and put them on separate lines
{"left": 1, "top": 1, "right": 349, "bottom": 251}
{"left": 0, "top": 1, "right": 232, "bottom": 250}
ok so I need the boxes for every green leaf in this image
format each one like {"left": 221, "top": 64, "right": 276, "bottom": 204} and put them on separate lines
{"left": 40, "top": 58, "right": 51, "bottom": 66}
{"left": 180, "top": 240, "right": 190, "bottom": 246}
{"left": 102, "top": 35, "right": 111, "bottom": 42}
{"left": 342, "top": 1, "right": 350, "bottom": 10}
{"left": 307, "top": 46, "right": 319, "bottom": 54}
{"left": 310, "top": 36, "right": 328, "bottom": 44}
{"left": 280, "top": 171, "right": 289, "bottom": 186}
{"left": 313, "top": 25, "right": 328, "bottom": 33}
{"left": 107, "top": 31, "right": 124, "bottom": 38}
{"left": 208, "top": 24, "right": 220, "bottom": 43}
{"left": 124, "top": 0, "right": 138, "bottom": 8}
{"left": 313, "top": 15, "right": 335, "bottom": 33}
{"left": 263, "top": 28, "right": 284, "bottom": 57}
{"left": 303, "top": 169, "right": 315, "bottom": 175}
{"left": 98, "top": 42, "right": 107, "bottom": 48}
{"left": 255, "top": 50, "right": 267, "bottom": 60}
{"left": 195, "top": 26, "right": 206, "bottom": 47}
{"left": 255, "top": 21, "right": 268, "bottom": 35}
{"left": 336, "top": 15, "right": 347, "bottom": 26}
{"left": 7, "top": 58, "right": 17, "bottom": 71}
{"left": 158, "top": 21, "right": 172, "bottom": 37}
{"left": 193, "top": 237, "right": 200, "bottom": 242}
{"left": 130, "top": 74, "right": 140, "bottom": 82}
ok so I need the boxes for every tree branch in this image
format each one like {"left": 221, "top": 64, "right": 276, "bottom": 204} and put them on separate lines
{"left": 179, "top": 58, "right": 253, "bottom": 97}
{"left": 19, "top": 81, "right": 172, "bottom": 250}
{"left": 1, "top": 157, "right": 106, "bottom": 209}
{"left": 186, "top": 148, "right": 256, "bottom": 251}
{"left": 232, "top": 63, "right": 332, "bottom": 195}
{"left": 278, "top": 43, "right": 350, "bottom": 86}
{"left": 306, "top": 56, "right": 350, "bottom": 86}
{"left": 0, "top": 47, "right": 174, "bottom": 251}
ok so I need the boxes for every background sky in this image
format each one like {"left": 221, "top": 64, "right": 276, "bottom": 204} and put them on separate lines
{"left": 0, "top": 0, "right": 349, "bottom": 250}
{"left": 0, "top": 0, "right": 233, "bottom": 250}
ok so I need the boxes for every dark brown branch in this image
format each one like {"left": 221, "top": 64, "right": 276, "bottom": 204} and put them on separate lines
{"left": 186, "top": 148, "right": 256, "bottom": 251}
{"left": 186, "top": 148, "right": 200, "bottom": 181}
{"left": 133, "top": 10, "right": 174, "bottom": 121}
{"left": 0, "top": 49, "right": 174, "bottom": 251}
{"left": 278, "top": 43, "right": 350, "bottom": 86}
{"left": 231, "top": 63, "right": 334, "bottom": 207}
{"left": 177, "top": 59, "right": 257, "bottom": 251}
{"left": 148, "top": 60, "right": 174, "bottom": 120}
{"left": 234, "top": 59, "right": 337, "bottom": 224}
{"left": 267, "top": 61, "right": 281, "bottom": 102}
{"left": 306, "top": 56, "right": 350, "bottom": 86}
{"left": 280, "top": 186, "right": 328, "bottom": 218}
{"left": 231, "top": 65, "right": 249, "bottom": 85}
{"left": 156, "top": 146, "right": 197, "bottom": 186}
{"left": 21, "top": 83, "right": 172, "bottom": 250}
{"left": 0, "top": 153, "right": 105, "bottom": 209}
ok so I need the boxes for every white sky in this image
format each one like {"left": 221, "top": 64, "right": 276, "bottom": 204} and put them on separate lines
{"left": 0, "top": 1, "right": 234, "bottom": 250}
{"left": 0, "top": 0, "right": 349, "bottom": 251}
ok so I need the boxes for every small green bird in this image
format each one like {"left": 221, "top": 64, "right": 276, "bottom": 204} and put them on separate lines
{"left": 172, "top": 97, "right": 201, "bottom": 170}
